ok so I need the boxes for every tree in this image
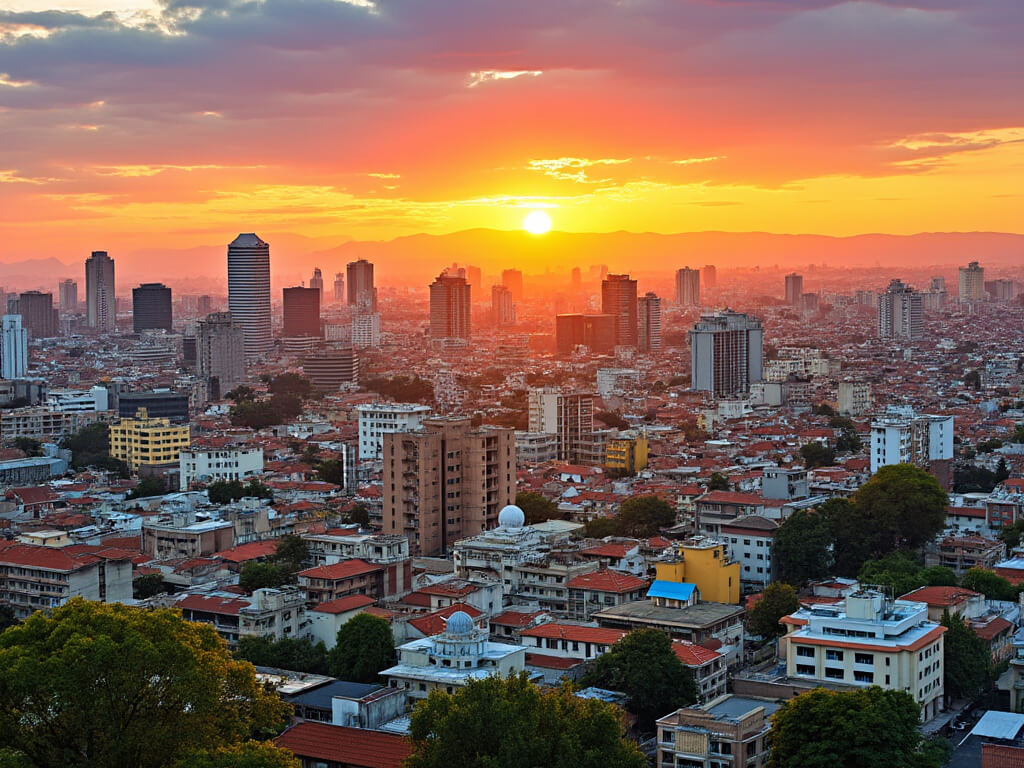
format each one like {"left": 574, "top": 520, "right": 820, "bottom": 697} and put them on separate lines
{"left": 229, "top": 400, "right": 281, "bottom": 429}
{"left": 224, "top": 386, "right": 257, "bottom": 404}
{"left": 234, "top": 636, "right": 328, "bottom": 675}
{"left": 812, "top": 403, "right": 836, "bottom": 417}
{"left": 964, "top": 369, "right": 981, "bottom": 390}
{"left": 0, "top": 606, "right": 16, "bottom": 633}
{"left": 516, "top": 491, "right": 563, "bottom": 524}
{"left": 595, "top": 410, "right": 629, "bottom": 430}
{"left": 747, "top": 583, "right": 799, "bottom": 639}
{"left": 406, "top": 673, "right": 645, "bottom": 768}
{"left": 0, "top": 599, "right": 288, "bottom": 768}
{"left": 857, "top": 552, "right": 953, "bottom": 598}
{"left": 347, "top": 502, "right": 370, "bottom": 527}
{"left": 60, "top": 423, "right": 129, "bottom": 476}
{"left": 962, "top": 568, "right": 1018, "bottom": 602}
{"left": 829, "top": 416, "right": 863, "bottom": 453}
{"left": 707, "top": 472, "right": 731, "bottom": 491}
{"left": 999, "top": 519, "right": 1024, "bottom": 550}
{"left": 799, "top": 442, "right": 835, "bottom": 469}
{"left": 773, "top": 508, "right": 834, "bottom": 585}
{"left": 614, "top": 496, "right": 676, "bottom": 537}
{"left": 584, "top": 517, "right": 621, "bottom": 538}
{"left": 13, "top": 437, "right": 41, "bottom": 457}
{"left": 581, "top": 628, "right": 698, "bottom": 731}
{"left": 940, "top": 610, "right": 991, "bottom": 703}
{"left": 239, "top": 562, "right": 291, "bottom": 593}
{"left": 273, "top": 535, "right": 308, "bottom": 574}
{"left": 128, "top": 476, "right": 167, "bottom": 499}
{"left": 133, "top": 573, "right": 168, "bottom": 599}
{"left": 768, "top": 687, "right": 945, "bottom": 768}
{"left": 328, "top": 613, "right": 395, "bottom": 683}
{"left": 314, "top": 459, "right": 345, "bottom": 486}
{"left": 174, "top": 742, "right": 299, "bottom": 768}
{"left": 853, "top": 464, "right": 948, "bottom": 552}
{"left": 268, "top": 374, "right": 312, "bottom": 399}
{"left": 208, "top": 479, "right": 273, "bottom": 505}
{"left": 996, "top": 457, "right": 1010, "bottom": 484}
{"left": 361, "top": 375, "right": 433, "bottom": 404}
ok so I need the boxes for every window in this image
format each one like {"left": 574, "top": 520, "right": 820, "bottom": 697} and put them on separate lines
{"left": 796, "top": 664, "right": 815, "bottom": 676}
{"left": 854, "top": 671, "right": 874, "bottom": 683}
{"left": 796, "top": 646, "right": 815, "bottom": 658}
{"left": 825, "top": 668, "right": 845, "bottom": 680}
{"left": 825, "top": 650, "right": 844, "bottom": 662}
{"left": 855, "top": 653, "right": 874, "bottom": 665}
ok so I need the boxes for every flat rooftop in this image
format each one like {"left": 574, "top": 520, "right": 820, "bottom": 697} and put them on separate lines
{"left": 594, "top": 600, "right": 744, "bottom": 628}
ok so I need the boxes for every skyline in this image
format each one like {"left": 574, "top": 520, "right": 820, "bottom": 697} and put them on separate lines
{"left": 1, "top": 0, "right": 1023, "bottom": 264}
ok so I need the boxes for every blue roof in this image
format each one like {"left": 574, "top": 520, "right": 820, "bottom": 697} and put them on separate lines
{"left": 647, "top": 580, "right": 696, "bottom": 601}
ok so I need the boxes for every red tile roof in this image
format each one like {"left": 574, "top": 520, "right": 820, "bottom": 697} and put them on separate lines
{"left": 672, "top": 640, "right": 723, "bottom": 666}
{"left": 408, "top": 603, "right": 483, "bottom": 637}
{"left": 313, "top": 595, "right": 376, "bottom": 614}
{"left": 0, "top": 541, "right": 97, "bottom": 571}
{"left": 298, "top": 559, "right": 382, "bottom": 581}
{"left": 416, "top": 582, "right": 478, "bottom": 598}
{"left": 900, "top": 586, "right": 980, "bottom": 607}
{"left": 566, "top": 568, "right": 647, "bottom": 593}
{"left": 580, "top": 543, "right": 636, "bottom": 559}
{"left": 491, "top": 610, "right": 546, "bottom": 627}
{"left": 698, "top": 491, "right": 764, "bottom": 505}
{"left": 519, "top": 623, "right": 627, "bottom": 645}
{"left": 176, "top": 594, "right": 250, "bottom": 616}
{"left": 214, "top": 540, "right": 279, "bottom": 563}
{"left": 974, "top": 616, "right": 1014, "bottom": 641}
{"left": 275, "top": 722, "right": 411, "bottom": 768}
{"left": 982, "top": 743, "right": 1024, "bottom": 768}
{"left": 525, "top": 653, "right": 585, "bottom": 670}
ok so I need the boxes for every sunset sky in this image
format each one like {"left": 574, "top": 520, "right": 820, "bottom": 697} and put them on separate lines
{"left": 1, "top": 0, "right": 1023, "bottom": 262}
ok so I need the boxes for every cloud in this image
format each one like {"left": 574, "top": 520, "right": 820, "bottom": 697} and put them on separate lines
{"left": 528, "top": 157, "right": 632, "bottom": 183}
{"left": 467, "top": 70, "right": 542, "bottom": 87}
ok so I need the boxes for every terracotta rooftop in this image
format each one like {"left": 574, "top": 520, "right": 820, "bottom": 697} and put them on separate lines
{"left": 274, "top": 722, "right": 410, "bottom": 768}
{"left": 298, "top": 559, "right": 382, "bottom": 581}
{"left": 566, "top": 568, "right": 647, "bottom": 593}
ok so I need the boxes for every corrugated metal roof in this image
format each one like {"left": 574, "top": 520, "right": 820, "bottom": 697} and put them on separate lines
{"left": 647, "top": 580, "right": 696, "bottom": 601}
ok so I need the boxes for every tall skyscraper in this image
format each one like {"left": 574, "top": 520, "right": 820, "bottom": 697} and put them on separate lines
{"left": 282, "top": 286, "right": 321, "bottom": 338}
{"left": 528, "top": 389, "right": 594, "bottom": 462}
{"left": 85, "top": 250, "right": 116, "bottom": 332}
{"left": 382, "top": 417, "right": 515, "bottom": 556}
{"left": 197, "top": 312, "right": 246, "bottom": 399}
{"left": 346, "top": 259, "right": 376, "bottom": 311}
{"left": 465, "top": 265, "right": 482, "bottom": 297}
{"left": 878, "top": 279, "right": 924, "bottom": 339}
{"left": 675, "top": 268, "right": 700, "bottom": 306}
{"left": 333, "top": 272, "right": 345, "bottom": 303}
{"left": 132, "top": 282, "right": 172, "bottom": 333}
{"left": 784, "top": 273, "right": 803, "bottom": 306}
{"left": 601, "top": 273, "right": 638, "bottom": 347}
{"left": 17, "top": 291, "right": 58, "bottom": 339}
{"left": 1, "top": 315, "right": 27, "bottom": 379}
{"left": 959, "top": 261, "right": 985, "bottom": 301}
{"left": 302, "top": 346, "right": 359, "bottom": 392}
{"left": 430, "top": 272, "right": 471, "bottom": 339}
{"left": 58, "top": 279, "right": 78, "bottom": 312}
{"left": 502, "top": 269, "right": 524, "bottom": 302}
{"left": 638, "top": 292, "right": 662, "bottom": 353}
{"left": 689, "top": 311, "right": 764, "bottom": 397}
{"left": 491, "top": 285, "right": 516, "bottom": 326}
{"left": 702, "top": 265, "right": 717, "bottom": 289}
{"left": 227, "top": 233, "right": 272, "bottom": 360}
{"left": 309, "top": 267, "right": 324, "bottom": 303}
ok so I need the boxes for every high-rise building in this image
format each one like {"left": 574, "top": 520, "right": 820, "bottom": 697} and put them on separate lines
{"left": 58, "top": 279, "right": 77, "bottom": 312}
{"left": 702, "top": 265, "right": 717, "bottom": 289}
{"left": 429, "top": 272, "right": 471, "bottom": 339}
{"left": 346, "top": 259, "right": 376, "bottom": 311}
{"left": 689, "top": 311, "right": 764, "bottom": 397}
{"left": 878, "top": 279, "right": 923, "bottom": 340}
{"left": 870, "top": 409, "right": 953, "bottom": 475}
{"left": 784, "top": 273, "right": 803, "bottom": 306}
{"left": 601, "top": 274, "right": 638, "bottom": 347}
{"left": 382, "top": 417, "right": 515, "bottom": 556}
{"left": 197, "top": 312, "right": 246, "bottom": 400}
{"left": 528, "top": 389, "right": 594, "bottom": 462}
{"left": 466, "top": 265, "right": 482, "bottom": 296}
{"left": 959, "top": 261, "right": 985, "bottom": 301}
{"left": 333, "top": 273, "right": 345, "bottom": 303}
{"left": 555, "top": 314, "right": 616, "bottom": 355}
{"left": 282, "top": 286, "right": 321, "bottom": 338}
{"left": 1, "top": 315, "right": 27, "bottom": 379}
{"left": 302, "top": 346, "right": 358, "bottom": 392}
{"left": 675, "top": 268, "right": 700, "bottom": 306}
{"left": 17, "top": 291, "right": 58, "bottom": 339}
{"left": 85, "top": 250, "right": 116, "bottom": 332}
{"left": 502, "top": 269, "right": 524, "bottom": 302}
{"left": 309, "top": 267, "right": 324, "bottom": 303}
{"left": 227, "top": 233, "right": 272, "bottom": 360}
{"left": 356, "top": 402, "right": 433, "bottom": 460}
{"left": 132, "top": 283, "right": 172, "bottom": 333}
{"left": 638, "top": 292, "right": 662, "bottom": 353}
{"left": 491, "top": 285, "right": 516, "bottom": 326}
{"left": 197, "top": 295, "right": 213, "bottom": 315}
{"left": 989, "top": 279, "right": 1015, "bottom": 302}
{"left": 352, "top": 312, "right": 381, "bottom": 348}
{"left": 109, "top": 407, "right": 190, "bottom": 472}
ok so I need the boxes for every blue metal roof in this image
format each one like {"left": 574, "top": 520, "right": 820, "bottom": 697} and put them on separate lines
{"left": 646, "top": 580, "right": 696, "bottom": 601}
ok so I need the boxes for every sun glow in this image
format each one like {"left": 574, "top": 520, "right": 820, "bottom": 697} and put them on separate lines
{"left": 522, "top": 210, "right": 552, "bottom": 234}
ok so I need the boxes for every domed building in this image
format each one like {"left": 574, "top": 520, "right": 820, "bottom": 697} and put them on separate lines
{"left": 381, "top": 610, "right": 534, "bottom": 700}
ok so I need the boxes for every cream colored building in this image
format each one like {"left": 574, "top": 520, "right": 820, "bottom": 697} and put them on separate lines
{"left": 109, "top": 407, "right": 190, "bottom": 472}
{"left": 782, "top": 591, "right": 945, "bottom": 721}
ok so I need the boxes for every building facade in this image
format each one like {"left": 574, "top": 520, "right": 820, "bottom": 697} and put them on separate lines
{"left": 689, "top": 311, "right": 764, "bottom": 398}
{"left": 959, "top": 261, "right": 985, "bottom": 301}
{"left": 85, "top": 250, "right": 116, "bottom": 332}
{"left": 785, "top": 273, "right": 803, "bottom": 305}
{"left": 283, "top": 286, "right": 322, "bottom": 339}
{"left": 302, "top": 347, "right": 358, "bottom": 392}
{"left": 227, "top": 233, "right": 272, "bottom": 360}
{"left": 429, "top": 272, "right": 472, "bottom": 340}
{"left": 356, "top": 402, "right": 432, "bottom": 460}
{"left": 346, "top": 259, "right": 376, "bottom": 310}
{"left": 527, "top": 389, "right": 594, "bottom": 463}
{"left": 601, "top": 274, "right": 638, "bottom": 347}
{"left": 676, "top": 267, "right": 700, "bottom": 306}
{"left": 109, "top": 407, "right": 191, "bottom": 471}
{"left": 197, "top": 312, "right": 247, "bottom": 399}
{"left": 1, "top": 315, "right": 27, "bottom": 379}
{"left": 878, "top": 279, "right": 924, "bottom": 340}
{"left": 638, "top": 292, "right": 662, "bottom": 353}
{"left": 179, "top": 445, "right": 264, "bottom": 490}
{"left": 132, "top": 282, "right": 172, "bottom": 332}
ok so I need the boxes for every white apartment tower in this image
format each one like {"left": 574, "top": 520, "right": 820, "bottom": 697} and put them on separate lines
{"left": 638, "top": 292, "right": 662, "bottom": 353}
{"left": 197, "top": 312, "right": 247, "bottom": 399}
{"left": 1, "top": 315, "right": 28, "bottom": 379}
{"left": 356, "top": 402, "right": 432, "bottom": 460}
{"left": 878, "top": 279, "right": 923, "bottom": 340}
{"left": 227, "top": 233, "right": 272, "bottom": 360}
{"left": 869, "top": 408, "right": 953, "bottom": 474}
{"left": 528, "top": 389, "right": 594, "bottom": 463}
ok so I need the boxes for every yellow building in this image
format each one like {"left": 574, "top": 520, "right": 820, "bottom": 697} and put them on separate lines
{"left": 109, "top": 407, "right": 190, "bottom": 472}
{"left": 655, "top": 538, "right": 741, "bottom": 605}
{"left": 605, "top": 433, "right": 649, "bottom": 475}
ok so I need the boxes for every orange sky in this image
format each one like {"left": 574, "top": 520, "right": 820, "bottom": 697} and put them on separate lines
{"left": 2, "top": 0, "right": 1023, "bottom": 263}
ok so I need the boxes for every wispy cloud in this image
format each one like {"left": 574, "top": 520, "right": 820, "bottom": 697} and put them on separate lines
{"left": 528, "top": 156, "right": 631, "bottom": 183}
{"left": 467, "top": 70, "right": 542, "bottom": 88}
{"left": 672, "top": 155, "right": 726, "bottom": 165}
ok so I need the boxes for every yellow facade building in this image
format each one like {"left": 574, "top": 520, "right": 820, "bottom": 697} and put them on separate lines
{"left": 655, "top": 538, "right": 741, "bottom": 605}
{"left": 605, "top": 433, "right": 649, "bottom": 475}
{"left": 109, "top": 407, "right": 190, "bottom": 472}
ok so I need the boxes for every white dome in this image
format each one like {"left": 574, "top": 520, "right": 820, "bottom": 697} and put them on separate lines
{"left": 498, "top": 504, "right": 526, "bottom": 529}
{"left": 445, "top": 610, "right": 474, "bottom": 636}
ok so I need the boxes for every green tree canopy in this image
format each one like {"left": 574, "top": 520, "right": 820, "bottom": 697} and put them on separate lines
{"left": 361, "top": 375, "right": 433, "bottom": 404}
{"left": 584, "top": 517, "right": 621, "bottom": 538}
{"left": 208, "top": 479, "right": 273, "bottom": 505}
{"left": 60, "top": 423, "right": 129, "bottom": 476}
{"left": 328, "top": 613, "right": 396, "bottom": 683}
{"left": 768, "top": 687, "right": 947, "bottom": 768}
{"left": 267, "top": 374, "right": 312, "bottom": 399}
{"left": 580, "top": 628, "right": 697, "bottom": 731}
{"left": 853, "top": 464, "right": 948, "bottom": 552}
{"left": 515, "top": 491, "right": 564, "bottom": 524}
{"left": 0, "top": 599, "right": 288, "bottom": 768}
{"left": 234, "top": 636, "right": 328, "bottom": 675}
{"left": 614, "top": 495, "right": 676, "bottom": 538}
{"left": 799, "top": 442, "right": 835, "bottom": 469}
{"left": 999, "top": 519, "right": 1024, "bottom": 550}
{"left": 314, "top": 458, "right": 345, "bottom": 486}
{"left": 13, "top": 437, "right": 41, "bottom": 457}
{"left": 857, "top": 552, "right": 956, "bottom": 598}
{"left": 128, "top": 476, "right": 167, "bottom": 499}
{"left": 962, "top": 568, "right": 1018, "bottom": 602}
{"left": 174, "top": 742, "right": 299, "bottom": 768}
{"left": 747, "top": 583, "right": 799, "bottom": 639}
{"left": 133, "top": 573, "right": 168, "bottom": 600}
{"left": 940, "top": 610, "right": 991, "bottom": 702}
{"left": 224, "top": 386, "right": 257, "bottom": 404}
{"left": 707, "top": 472, "right": 731, "bottom": 491}
{"left": 773, "top": 508, "right": 834, "bottom": 585}
{"left": 406, "top": 673, "right": 645, "bottom": 768}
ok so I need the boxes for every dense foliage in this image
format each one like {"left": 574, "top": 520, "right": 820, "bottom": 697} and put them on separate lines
{"left": 772, "top": 508, "right": 835, "bottom": 585}
{"left": 207, "top": 479, "right": 274, "bottom": 504}
{"left": 941, "top": 610, "right": 991, "bottom": 702}
{"left": 60, "top": 423, "right": 129, "bottom": 476}
{"left": 238, "top": 535, "right": 309, "bottom": 593}
{"left": 328, "top": 613, "right": 396, "bottom": 683}
{"left": 234, "top": 636, "right": 329, "bottom": 675}
{"left": 361, "top": 375, "right": 433, "bottom": 404}
{"left": 747, "top": 583, "right": 799, "bottom": 639}
{"left": 515, "top": 491, "right": 564, "bottom": 524}
{"left": 799, "top": 442, "right": 835, "bottom": 468}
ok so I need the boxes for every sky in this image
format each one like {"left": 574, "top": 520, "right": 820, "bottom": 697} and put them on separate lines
{"left": 1, "top": 0, "right": 1023, "bottom": 262}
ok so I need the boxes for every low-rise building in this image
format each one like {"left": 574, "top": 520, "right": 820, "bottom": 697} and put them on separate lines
{"left": 656, "top": 695, "right": 780, "bottom": 768}
{"left": 565, "top": 568, "right": 648, "bottom": 621}
{"left": 179, "top": 445, "right": 264, "bottom": 490}
{"left": 517, "top": 623, "right": 626, "bottom": 661}
{"left": 604, "top": 432, "right": 648, "bottom": 475}
{"left": 109, "top": 407, "right": 190, "bottom": 472}
{"left": 142, "top": 515, "right": 234, "bottom": 559}
{"left": 655, "top": 537, "right": 741, "bottom": 605}
{"left": 297, "top": 559, "right": 385, "bottom": 605}
{"left": 305, "top": 595, "right": 377, "bottom": 650}
{"left": 721, "top": 516, "right": 778, "bottom": 592}
{"left": 674, "top": 641, "right": 728, "bottom": 703}
{"left": 176, "top": 586, "right": 307, "bottom": 646}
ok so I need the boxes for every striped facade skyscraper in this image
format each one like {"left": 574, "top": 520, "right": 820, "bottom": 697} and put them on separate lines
{"left": 85, "top": 250, "right": 116, "bottom": 332}
{"left": 227, "top": 233, "right": 272, "bottom": 360}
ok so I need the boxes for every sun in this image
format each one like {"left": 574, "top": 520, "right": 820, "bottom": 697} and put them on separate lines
{"left": 522, "top": 210, "right": 552, "bottom": 235}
